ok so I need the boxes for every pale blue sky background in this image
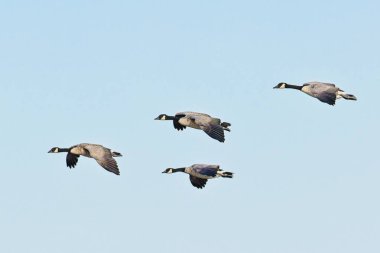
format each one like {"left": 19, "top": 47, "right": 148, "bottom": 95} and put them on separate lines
{"left": 0, "top": 1, "right": 379, "bottom": 252}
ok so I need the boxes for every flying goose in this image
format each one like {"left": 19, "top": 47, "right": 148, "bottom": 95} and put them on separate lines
{"left": 273, "top": 81, "right": 357, "bottom": 105}
{"left": 162, "top": 164, "right": 233, "bottom": 189}
{"left": 48, "top": 143, "right": 122, "bottom": 175}
{"left": 154, "top": 111, "right": 231, "bottom": 142}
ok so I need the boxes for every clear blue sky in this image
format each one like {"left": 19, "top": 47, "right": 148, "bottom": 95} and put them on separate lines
{"left": 0, "top": 1, "right": 379, "bottom": 252}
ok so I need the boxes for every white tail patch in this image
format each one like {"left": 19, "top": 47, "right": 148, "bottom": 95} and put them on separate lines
{"left": 337, "top": 90, "right": 345, "bottom": 99}
{"left": 337, "top": 90, "right": 357, "bottom": 100}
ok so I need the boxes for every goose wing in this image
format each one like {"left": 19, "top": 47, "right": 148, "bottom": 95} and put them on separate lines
{"left": 190, "top": 115, "right": 225, "bottom": 142}
{"left": 189, "top": 175, "right": 208, "bottom": 189}
{"left": 177, "top": 111, "right": 212, "bottom": 117}
{"left": 304, "top": 82, "right": 338, "bottom": 105}
{"left": 95, "top": 157, "right": 120, "bottom": 175}
{"left": 173, "top": 113, "right": 186, "bottom": 131}
{"left": 84, "top": 145, "right": 120, "bottom": 175}
{"left": 315, "top": 91, "right": 337, "bottom": 105}
{"left": 66, "top": 144, "right": 86, "bottom": 168}
{"left": 304, "top": 81, "right": 336, "bottom": 88}
{"left": 191, "top": 164, "right": 219, "bottom": 177}
{"left": 66, "top": 153, "right": 79, "bottom": 168}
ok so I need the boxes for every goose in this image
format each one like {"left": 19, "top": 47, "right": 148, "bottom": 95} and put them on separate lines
{"left": 48, "top": 143, "right": 122, "bottom": 175}
{"left": 273, "top": 81, "right": 357, "bottom": 105}
{"left": 154, "top": 111, "right": 231, "bottom": 142}
{"left": 162, "top": 164, "right": 233, "bottom": 189}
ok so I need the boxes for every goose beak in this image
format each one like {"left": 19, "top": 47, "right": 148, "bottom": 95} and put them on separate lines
{"left": 154, "top": 116, "right": 160, "bottom": 120}
{"left": 48, "top": 150, "right": 53, "bottom": 153}
{"left": 273, "top": 86, "right": 278, "bottom": 89}
{"left": 162, "top": 170, "right": 167, "bottom": 173}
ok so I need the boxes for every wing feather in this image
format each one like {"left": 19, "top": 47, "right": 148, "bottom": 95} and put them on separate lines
{"left": 173, "top": 114, "right": 186, "bottom": 131}
{"left": 304, "top": 81, "right": 336, "bottom": 88}
{"left": 66, "top": 153, "right": 79, "bottom": 168}
{"left": 192, "top": 164, "right": 218, "bottom": 177}
{"left": 95, "top": 158, "right": 120, "bottom": 175}
{"left": 200, "top": 124, "right": 225, "bottom": 142}
{"left": 188, "top": 115, "right": 225, "bottom": 142}
{"left": 316, "top": 91, "right": 337, "bottom": 105}
{"left": 189, "top": 175, "right": 208, "bottom": 189}
{"left": 85, "top": 145, "right": 121, "bottom": 175}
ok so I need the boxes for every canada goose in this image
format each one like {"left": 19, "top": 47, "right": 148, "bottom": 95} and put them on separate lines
{"left": 273, "top": 81, "right": 357, "bottom": 105}
{"left": 48, "top": 143, "right": 122, "bottom": 175}
{"left": 154, "top": 111, "right": 231, "bottom": 142}
{"left": 162, "top": 164, "right": 233, "bottom": 189}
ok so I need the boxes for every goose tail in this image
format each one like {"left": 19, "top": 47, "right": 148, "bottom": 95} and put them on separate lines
{"left": 218, "top": 171, "right": 233, "bottom": 178}
{"left": 221, "top": 122, "right": 231, "bottom": 132}
{"left": 338, "top": 91, "right": 357, "bottom": 101}
{"left": 112, "top": 151, "right": 122, "bottom": 157}
{"left": 341, "top": 93, "right": 357, "bottom": 100}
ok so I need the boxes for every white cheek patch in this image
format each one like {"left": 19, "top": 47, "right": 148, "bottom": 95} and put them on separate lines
{"left": 162, "top": 115, "right": 166, "bottom": 120}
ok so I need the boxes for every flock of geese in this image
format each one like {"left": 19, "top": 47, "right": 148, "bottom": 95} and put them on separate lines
{"left": 48, "top": 81, "right": 357, "bottom": 189}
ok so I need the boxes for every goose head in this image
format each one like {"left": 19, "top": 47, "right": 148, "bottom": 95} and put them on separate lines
{"left": 162, "top": 168, "right": 174, "bottom": 174}
{"left": 273, "top": 82, "right": 287, "bottom": 89}
{"left": 48, "top": 147, "right": 60, "bottom": 153}
{"left": 155, "top": 114, "right": 168, "bottom": 120}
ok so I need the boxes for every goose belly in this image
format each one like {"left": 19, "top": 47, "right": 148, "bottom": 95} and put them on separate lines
{"left": 178, "top": 118, "right": 201, "bottom": 129}
{"left": 185, "top": 168, "right": 214, "bottom": 179}
{"left": 193, "top": 172, "right": 215, "bottom": 179}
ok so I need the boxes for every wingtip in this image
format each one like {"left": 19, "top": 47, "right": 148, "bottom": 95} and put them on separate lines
{"left": 109, "top": 168, "right": 120, "bottom": 176}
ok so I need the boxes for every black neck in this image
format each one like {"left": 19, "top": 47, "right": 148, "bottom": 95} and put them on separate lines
{"left": 173, "top": 167, "right": 186, "bottom": 173}
{"left": 285, "top": 84, "right": 302, "bottom": 90}
{"left": 166, "top": 115, "right": 176, "bottom": 120}
{"left": 58, "top": 148, "right": 70, "bottom": 152}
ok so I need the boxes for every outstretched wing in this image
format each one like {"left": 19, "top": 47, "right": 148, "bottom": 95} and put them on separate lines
{"left": 95, "top": 157, "right": 120, "bottom": 175}
{"left": 315, "top": 91, "right": 337, "bottom": 105}
{"left": 187, "top": 115, "right": 225, "bottom": 142}
{"left": 192, "top": 164, "right": 219, "bottom": 177}
{"left": 304, "top": 82, "right": 338, "bottom": 106}
{"left": 200, "top": 124, "right": 225, "bottom": 142}
{"left": 178, "top": 111, "right": 212, "bottom": 117}
{"left": 304, "top": 81, "right": 336, "bottom": 88}
{"left": 84, "top": 145, "right": 121, "bottom": 175}
{"left": 66, "top": 153, "right": 79, "bottom": 168}
{"left": 189, "top": 175, "right": 208, "bottom": 189}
